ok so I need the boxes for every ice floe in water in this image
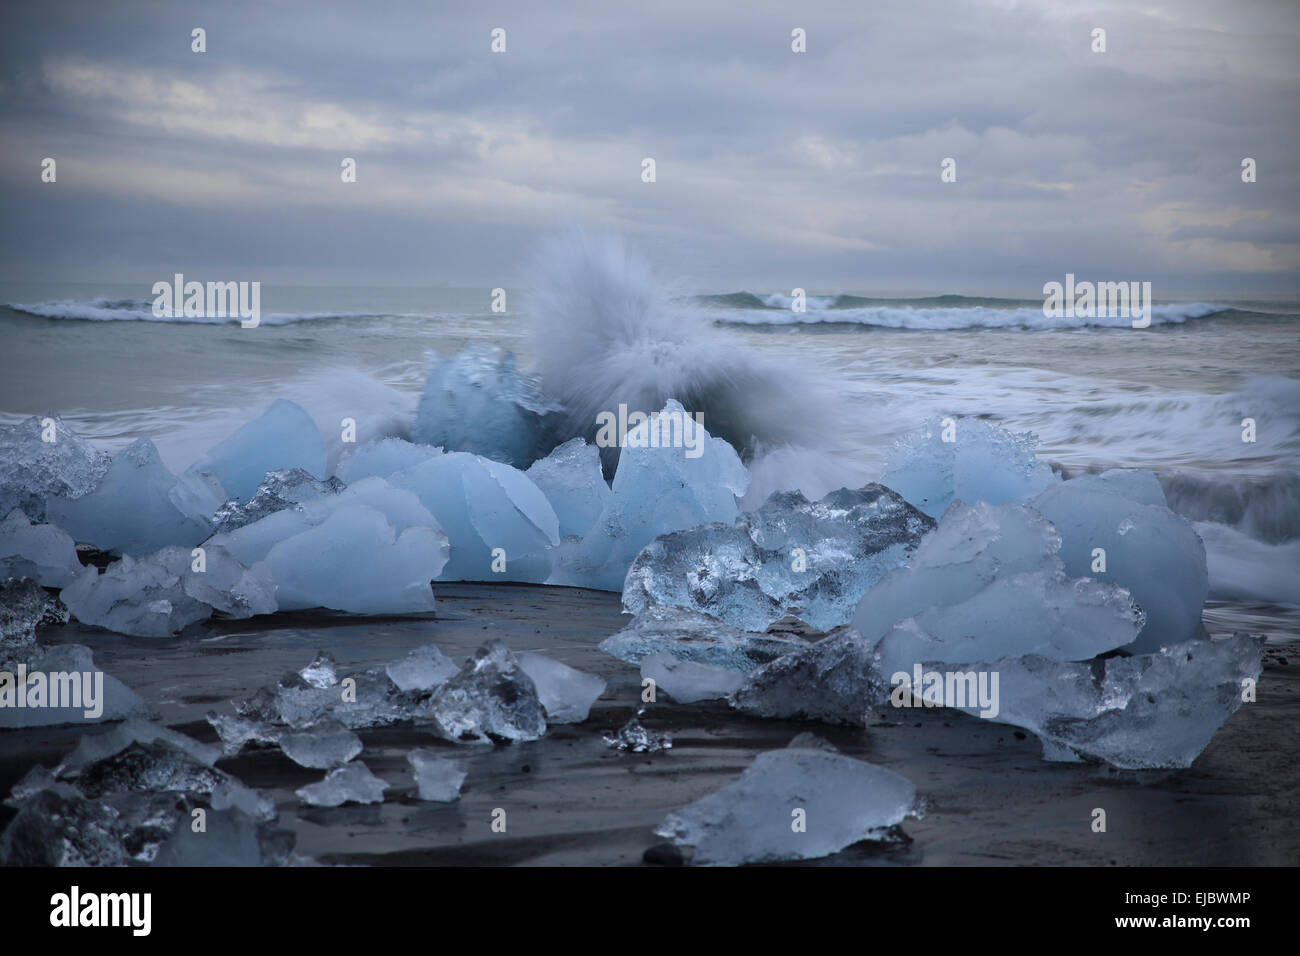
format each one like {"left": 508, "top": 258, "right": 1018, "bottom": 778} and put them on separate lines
{"left": 188, "top": 399, "right": 327, "bottom": 503}
{"left": 0, "top": 416, "right": 109, "bottom": 523}
{"left": 729, "top": 628, "right": 889, "bottom": 725}
{"left": 296, "top": 761, "right": 390, "bottom": 807}
{"left": 525, "top": 438, "right": 612, "bottom": 538}
{"left": 640, "top": 653, "right": 745, "bottom": 703}
{"left": 515, "top": 651, "right": 605, "bottom": 723}
{"left": 655, "top": 736, "right": 922, "bottom": 865}
{"left": 0, "top": 509, "right": 84, "bottom": 587}
{"left": 426, "top": 640, "right": 548, "bottom": 743}
{"left": 599, "top": 604, "right": 806, "bottom": 672}
{"left": 623, "top": 484, "right": 934, "bottom": 632}
{"left": 408, "top": 749, "right": 467, "bottom": 802}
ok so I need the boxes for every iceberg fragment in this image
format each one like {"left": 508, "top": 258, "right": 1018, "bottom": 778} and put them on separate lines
{"left": 0, "top": 415, "right": 109, "bottom": 523}
{"left": 515, "top": 651, "right": 605, "bottom": 723}
{"left": 407, "top": 749, "right": 467, "bottom": 802}
{"left": 278, "top": 719, "right": 363, "bottom": 769}
{"left": 603, "top": 713, "right": 672, "bottom": 753}
{"left": 0, "top": 509, "right": 84, "bottom": 587}
{"left": 296, "top": 761, "right": 389, "bottom": 807}
{"left": 525, "top": 438, "right": 612, "bottom": 538}
{"left": 210, "top": 467, "right": 345, "bottom": 534}
{"left": 729, "top": 628, "right": 888, "bottom": 725}
{"left": 640, "top": 653, "right": 745, "bottom": 703}
{"left": 426, "top": 640, "right": 547, "bottom": 743}
{"left": 0, "top": 645, "right": 150, "bottom": 728}
{"left": 385, "top": 643, "right": 459, "bottom": 692}
{"left": 599, "top": 604, "right": 806, "bottom": 672}
{"left": 188, "top": 399, "right": 327, "bottom": 503}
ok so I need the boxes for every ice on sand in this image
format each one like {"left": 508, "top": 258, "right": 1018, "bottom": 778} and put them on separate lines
{"left": 46, "top": 438, "right": 214, "bottom": 555}
{"left": 56, "top": 718, "right": 218, "bottom": 776}
{"left": 729, "top": 628, "right": 889, "bottom": 725}
{"left": 296, "top": 761, "right": 389, "bottom": 807}
{"left": 426, "top": 640, "right": 548, "bottom": 743}
{"left": 623, "top": 485, "right": 934, "bottom": 632}
{"left": 881, "top": 417, "right": 1058, "bottom": 519}
{"left": 1, "top": 576, "right": 68, "bottom": 648}
{"left": 408, "top": 749, "right": 467, "bottom": 802}
{"left": 387, "top": 452, "right": 558, "bottom": 583}
{"left": 0, "top": 509, "right": 84, "bottom": 587}
{"left": 950, "top": 633, "right": 1264, "bottom": 769}
{"left": 1032, "top": 470, "right": 1209, "bottom": 654}
{"left": 852, "top": 501, "right": 1143, "bottom": 677}
{"left": 188, "top": 399, "right": 327, "bottom": 503}
{"left": 0, "top": 644, "right": 150, "bottom": 728}
{"left": 515, "top": 651, "right": 606, "bottom": 723}
{"left": 210, "top": 467, "right": 345, "bottom": 534}
{"left": 278, "top": 719, "right": 363, "bottom": 769}
{"left": 599, "top": 604, "right": 806, "bottom": 672}
{"left": 386, "top": 643, "right": 459, "bottom": 692}
{"left": 655, "top": 737, "right": 921, "bottom": 865}
{"left": 59, "top": 543, "right": 276, "bottom": 637}
{"left": 603, "top": 714, "right": 672, "bottom": 753}
{"left": 0, "top": 415, "right": 109, "bottom": 523}
{"left": 640, "top": 653, "right": 745, "bottom": 703}
{"left": 299, "top": 651, "right": 339, "bottom": 688}
{"left": 525, "top": 438, "right": 612, "bottom": 538}
{"left": 557, "top": 401, "right": 750, "bottom": 592}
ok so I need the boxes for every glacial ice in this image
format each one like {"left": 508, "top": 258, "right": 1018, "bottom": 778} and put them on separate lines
{"left": 57, "top": 719, "right": 218, "bottom": 777}
{"left": 603, "top": 713, "right": 672, "bottom": 753}
{"left": 0, "top": 644, "right": 150, "bottom": 728}
{"left": 557, "top": 401, "right": 750, "bottom": 592}
{"left": 299, "top": 651, "right": 339, "bottom": 689}
{"left": 233, "top": 663, "right": 410, "bottom": 731}
{"left": 296, "top": 761, "right": 390, "bottom": 807}
{"left": 516, "top": 651, "right": 606, "bottom": 723}
{"left": 210, "top": 467, "right": 345, "bottom": 534}
{"left": 1032, "top": 471, "right": 1209, "bottom": 653}
{"left": 525, "top": 438, "right": 612, "bottom": 538}
{"left": 1, "top": 576, "right": 67, "bottom": 650}
{"left": 387, "top": 452, "right": 558, "bottom": 582}
{"left": 59, "top": 544, "right": 276, "bottom": 637}
{"left": 623, "top": 484, "right": 934, "bottom": 632}
{"left": 426, "top": 640, "right": 548, "bottom": 743}
{"left": 278, "top": 719, "right": 363, "bottom": 769}
{"left": 151, "top": 806, "right": 278, "bottom": 867}
{"left": 655, "top": 737, "right": 921, "bottom": 865}
{"left": 640, "top": 653, "right": 745, "bottom": 703}
{"left": 729, "top": 628, "right": 889, "bottom": 725}
{"left": 599, "top": 604, "right": 806, "bottom": 672}
{"left": 0, "top": 415, "right": 109, "bottom": 523}
{"left": 188, "top": 399, "right": 327, "bottom": 503}
{"left": 335, "top": 437, "right": 443, "bottom": 483}
{"left": 46, "top": 438, "right": 214, "bottom": 555}
{"left": 0, "top": 787, "right": 130, "bottom": 866}
{"left": 0, "top": 509, "right": 84, "bottom": 587}
{"left": 412, "top": 345, "right": 563, "bottom": 470}
{"left": 207, "top": 711, "right": 283, "bottom": 756}
{"left": 407, "top": 749, "right": 468, "bottom": 802}
{"left": 74, "top": 739, "right": 237, "bottom": 800}
{"left": 882, "top": 417, "right": 1058, "bottom": 519}
{"left": 852, "top": 501, "right": 1144, "bottom": 678}
{"left": 386, "top": 643, "right": 459, "bottom": 692}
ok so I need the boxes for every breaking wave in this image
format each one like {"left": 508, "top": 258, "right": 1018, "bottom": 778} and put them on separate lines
{"left": 7, "top": 298, "right": 395, "bottom": 326}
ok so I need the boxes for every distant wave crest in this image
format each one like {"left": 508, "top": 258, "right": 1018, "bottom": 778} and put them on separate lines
{"left": 7, "top": 297, "right": 388, "bottom": 326}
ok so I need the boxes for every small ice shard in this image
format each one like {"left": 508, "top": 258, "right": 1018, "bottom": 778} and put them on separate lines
{"left": 58, "top": 718, "right": 219, "bottom": 777}
{"left": 46, "top": 438, "right": 213, "bottom": 555}
{"left": 278, "top": 718, "right": 363, "bottom": 769}
{"left": 852, "top": 501, "right": 1144, "bottom": 678}
{"left": 623, "top": 484, "right": 934, "bottom": 632}
{"left": 427, "top": 640, "right": 547, "bottom": 743}
{"left": 151, "top": 807, "right": 275, "bottom": 866}
{"left": 210, "top": 467, "right": 345, "bottom": 534}
{"left": 729, "top": 628, "right": 888, "bottom": 725}
{"left": 299, "top": 651, "right": 338, "bottom": 689}
{"left": 207, "top": 711, "right": 283, "bottom": 756}
{"left": 515, "top": 651, "right": 605, "bottom": 723}
{"left": 881, "top": 416, "right": 1059, "bottom": 519}
{"left": 525, "top": 438, "right": 612, "bottom": 538}
{"left": 0, "top": 509, "right": 84, "bottom": 587}
{"left": 0, "top": 645, "right": 150, "bottom": 728}
{"left": 236, "top": 663, "right": 410, "bottom": 731}
{"left": 74, "top": 739, "right": 237, "bottom": 799}
{"left": 412, "top": 344, "right": 563, "bottom": 469}
{"left": 655, "top": 744, "right": 921, "bottom": 865}
{"left": 210, "top": 779, "right": 277, "bottom": 823}
{"left": 188, "top": 399, "right": 327, "bottom": 503}
{"left": 603, "top": 713, "right": 672, "bottom": 753}
{"left": 561, "top": 400, "right": 750, "bottom": 592}
{"left": 336, "top": 437, "right": 443, "bottom": 483}
{"left": 295, "top": 760, "right": 389, "bottom": 807}
{"left": 407, "top": 749, "right": 467, "bottom": 802}
{"left": 386, "top": 643, "right": 458, "bottom": 692}
{"left": 0, "top": 415, "right": 110, "bottom": 523}
{"left": 387, "top": 452, "right": 558, "bottom": 583}
{"left": 946, "top": 633, "right": 1264, "bottom": 769}
{"left": 640, "top": 653, "right": 745, "bottom": 703}
{"left": 59, "top": 544, "right": 275, "bottom": 637}
{"left": 0, "top": 787, "right": 128, "bottom": 866}
{"left": 599, "top": 604, "right": 805, "bottom": 673}
{"left": 1032, "top": 471, "right": 1209, "bottom": 654}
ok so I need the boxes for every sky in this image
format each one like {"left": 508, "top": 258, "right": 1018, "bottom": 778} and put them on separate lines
{"left": 0, "top": 0, "right": 1297, "bottom": 296}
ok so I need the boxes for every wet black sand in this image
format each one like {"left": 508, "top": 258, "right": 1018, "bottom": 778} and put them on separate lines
{"left": 2, "top": 583, "right": 1297, "bottom": 866}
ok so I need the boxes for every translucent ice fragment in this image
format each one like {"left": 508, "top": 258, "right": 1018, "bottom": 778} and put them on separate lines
{"left": 278, "top": 719, "right": 363, "bottom": 769}
{"left": 729, "top": 628, "right": 888, "bottom": 725}
{"left": 386, "top": 644, "right": 459, "bottom": 693}
{"left": 426, "top": 640, "right": 547, "bottom": 743}
{"left": 600, "top": 604, "right": 805, "bottom": 673}
{"left": 188, "top": 399, "right": 327, "bottom": 503}
{"left": 515, "top": 651, "right": 605, "bottom": 723}
{"left": 0, "top": 415, "right": 109, "bottom": 523}
{"left": 640, "top": 654, "right": 745, "bottom": 703}
{"left": 210, "top": 468, "right": 345, "bottom": 535}
{"left": 0, "top": 509, "right": 83, "bottom": 587}
{"left": 295, "top": 760, "right": 389, "bottom": 807}
{"left": 525, "top": 438, "right": 612, "bottom": 538}
{"left": 603, "top": 714, "right": 672, "bottom": 753}
{"left": 407, "top": 749, "right": 467, "bottom": 802}
{"left": 0, "top": 645, "right": 150, "bottom": 728}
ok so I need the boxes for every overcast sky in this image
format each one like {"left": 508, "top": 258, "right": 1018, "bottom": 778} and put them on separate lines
{"left": 1, "top": 0, "right": 1296, "bottom": 296}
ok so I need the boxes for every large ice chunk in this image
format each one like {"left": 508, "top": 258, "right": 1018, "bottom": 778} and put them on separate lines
{"left": 557, "top": 401, "right": 750, "bottom": 592}
{"left": 336, "top": 438, "right": 443, "bottom": 483}
{"left": 882, "top": 417, "right": 1058, "bottom": 519}
{"left": 525, "top": 438, "right": 612, "bottom": 538}
{"left": 412, "top": 345, "right": 563, "bottom": 469}
{"left": 599, "top": 604, "right": 805, "bottom": 672}
{"left": 1032, "top": 471, "right": 1208, "bottom": 653}
{"left": 387, "top": 452, "right": 558, "bottom": 582}
{"left": 624, "top": 485, "right": 934, "bottom": 632}
{"left": 640, "top": 654, "right": 745, "bottom": 703}
{"left": 515, "top": 651, "right": 605, "bottom": 723}
{"left": 852, "top": 501, "right": 1143, "bottom": 678}
{"left": 0, "top": 416, "right": 109, "bottom": 523}
{"left": 0, "top": 509, "right": 84, "bottom": 587}
{"left": 729, "top": 628, "right": 888, "bottom": 725}
{"left": 426, "top": 640, "right": 547, "bottom": 743}
{"left": 655, "top": 737, "right": 922, "bottom": 865}
{"left": 188, "top": 399, "right": 327, "bottom": 503}
{"left": 46, "top": 438, "right": 212, "bottom": 554}
{"left": 210, "top": 468, "right": 345, "bottom": 534}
